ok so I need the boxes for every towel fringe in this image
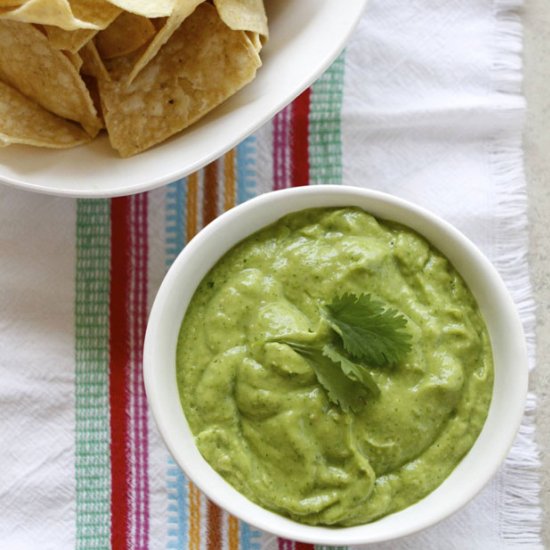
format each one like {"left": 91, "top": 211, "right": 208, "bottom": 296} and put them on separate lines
{"left": 491, "top": 0, "right": 542, "bottom": 546}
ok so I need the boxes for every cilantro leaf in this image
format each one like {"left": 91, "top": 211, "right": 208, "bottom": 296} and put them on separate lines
{"left": 273, "top": 294, "right": 410, "bottom": 412}
{"left": 322, "top": 345, "right": 380, "bottom": 397}
{"left": 325, "top": 293, "right": 412, "bottom": 366}
{"left": 284, "top": 342, "right": 369, "bottom": 413}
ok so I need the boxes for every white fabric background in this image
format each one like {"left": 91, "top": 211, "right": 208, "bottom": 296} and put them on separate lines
{"left": 0, "top": 193, "right": 76, "bottom": 549}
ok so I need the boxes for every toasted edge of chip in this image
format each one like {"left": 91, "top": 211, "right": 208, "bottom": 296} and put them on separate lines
{"left": 0, "top": 78, "right": 90, "bottom": 148}
{"left": 99, "top": 3, "right": 261, "bottom": 157}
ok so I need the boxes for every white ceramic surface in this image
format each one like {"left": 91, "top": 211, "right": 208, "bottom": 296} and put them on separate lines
{"left": 143, "top": 186, "right": 528, "bottom": 546}
{"left": 0, "top": 0, "right": 367, "bottom": 198}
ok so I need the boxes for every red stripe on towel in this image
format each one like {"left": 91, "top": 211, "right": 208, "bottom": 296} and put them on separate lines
{"left": 109, "top": 196, "right": 132, "bottom": 550}
{"left": 290, "top": 88, "right": 311, "bottom": 187}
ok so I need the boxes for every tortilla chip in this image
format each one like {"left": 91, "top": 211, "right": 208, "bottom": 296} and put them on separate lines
{"left": 0, "top": 0, "right": 24, "bottom": 11}
{"left": 41, "top": 0, "right": 120, "bottom": 50}
{"left": 151, "top": 17, "right": 167, "bottom": 30}
{"left": 99, "top": 3, "right": 261, "bottom": 157}
{"left": 245, "top": 31, "right": 262, "bottom": 53}
{"left": 126, "top": 0, "right": 205, "bottom": 85}
{"left": 214, "top": 0, "right": 268, "bottom": 38}
{"left": 96, "top": 12, "right": 156, "bottom": 60}
{"left": 81, "top": 74, "right": 104, "bottom": 126}
{"left": 0, "top": 0, "right": 99, "bottom": 30}
{"left": 65, "top": 50, "right": 83, "bottom": 71}
{"left": 69, "top": 0, "right": 122, "bottom": 26}
{"left": 0, "top": 21, "right": 101, "bottom": 136}
{"left": 44, "top": 26, "right": 96, "bottom": 52}
{"left": 0, "top": 78, "right": 90, "bottom": 148}
{"left": 105, "top": 0, "right": 177, "bottom": 18}
{"left": 80, "top": 40, "right": 110, "bottom": 81}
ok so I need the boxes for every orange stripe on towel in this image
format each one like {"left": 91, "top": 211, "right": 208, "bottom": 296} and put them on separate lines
{"left": 186, "top": 172, "right": 199, "bottom": 240}
{"left": 228, "top": 515, "right": 240, "bottom": 550}
{"left": 188, "top": 482, "right": 201, "bottom": 550}
{"left": 224, "top": 149, "right": 236, "bottom": 211}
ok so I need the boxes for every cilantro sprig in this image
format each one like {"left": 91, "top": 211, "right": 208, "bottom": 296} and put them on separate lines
{"left": 281, "top": 342, "right": 371, "bottom": 414}
{"left": 325, "top": 293, "right": 412, "bottom": 366}
{"left": 277, "top": 293, "right": 411, "bottom": 413}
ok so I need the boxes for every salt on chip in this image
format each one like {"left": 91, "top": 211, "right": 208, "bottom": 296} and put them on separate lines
{"left": 105, "top": 0, "right": 177, "bottom": 18}
{"left": 214, "top": 0, "right": 268, "bottom": 38}
{"left": 99, "top": 3, "right": 261, "bottom": 157}
{"left": 126, "top": 0, "right": 205, "bottom": 85}
{"left": 96, "top": 12, "right": 156, "bottom": 60}
{"left": 0, "top": 21, "right": 101, "bottom": 136}
{"left": 0, "top": 79, "right": 90, "bottom": 148}
{"left": 0, "top": 0, "right": 98, "bottom": 30}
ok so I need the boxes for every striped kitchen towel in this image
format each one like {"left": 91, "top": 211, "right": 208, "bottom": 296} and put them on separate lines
{"left": 0, "top": 0, "right": 541, "bottom": 549}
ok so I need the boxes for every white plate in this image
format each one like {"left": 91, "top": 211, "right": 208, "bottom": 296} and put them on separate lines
{"left": 0, "top": 0, "right": 368, "bottom": 198}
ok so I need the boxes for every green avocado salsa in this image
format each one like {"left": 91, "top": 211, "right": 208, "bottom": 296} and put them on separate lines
{"left": 176, "top": 207, "right": 493, "bottom": 526}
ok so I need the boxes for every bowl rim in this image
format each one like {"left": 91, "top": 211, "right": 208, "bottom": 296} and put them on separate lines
{"left": 143, "top": 185, "right": 528, "bottom": 545}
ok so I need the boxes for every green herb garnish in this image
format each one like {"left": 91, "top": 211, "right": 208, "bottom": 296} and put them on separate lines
{"left": 276, "top": 293, "right": 411, "bottom": 412}
{"left": 326, "top": 293, "right": 412, "bottom": 366}
{"left": 281, "top": 342, "right": 371, "bottom": 414}
{"left": 321, "top": 344, "right": 381, "bottom": 398}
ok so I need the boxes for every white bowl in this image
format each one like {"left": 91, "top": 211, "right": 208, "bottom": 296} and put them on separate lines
{"left": 0, "top": 0, "right": 367, "bottom": 198}
{"left": 143, "top": 185, "right": 528, "bottom": 546}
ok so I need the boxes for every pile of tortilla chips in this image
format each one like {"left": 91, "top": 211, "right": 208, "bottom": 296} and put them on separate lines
{"left": 0, "top": 0, "right": 267, "bottom": 157}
